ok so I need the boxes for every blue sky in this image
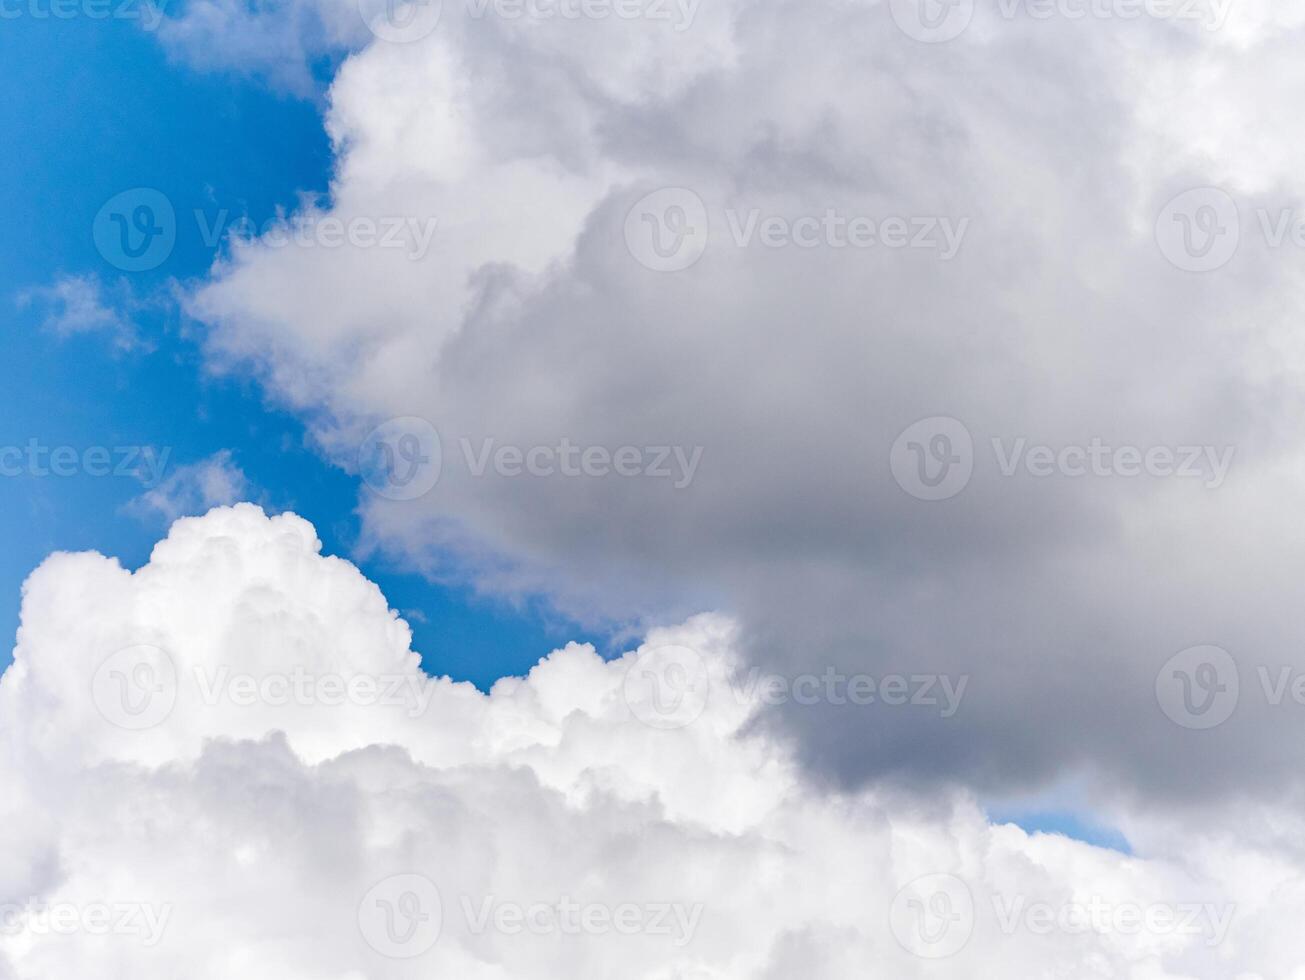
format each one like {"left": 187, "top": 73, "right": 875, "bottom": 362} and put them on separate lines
{"left": 0, "top": 14, "right": 595, "bottom": 687}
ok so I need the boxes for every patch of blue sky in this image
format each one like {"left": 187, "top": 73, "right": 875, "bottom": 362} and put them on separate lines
{"left": 0, "top": 11, "right": 601, "bottom": 687}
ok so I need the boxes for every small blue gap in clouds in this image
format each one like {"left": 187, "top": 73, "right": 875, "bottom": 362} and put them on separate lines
{"left": 989, "top": 809, "right": 1134, "bottom": 855}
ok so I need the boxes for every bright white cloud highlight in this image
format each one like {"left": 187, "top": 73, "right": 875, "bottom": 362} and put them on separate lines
{"left": 0, "top": 506, "right": 1301, "bottom": 977}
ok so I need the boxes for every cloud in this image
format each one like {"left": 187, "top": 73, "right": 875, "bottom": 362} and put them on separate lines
{"left": 175, "top": 0, "right": 1305, "bottom": 808}
{"left": 16, "top": 275, "right": 142, "bottom": 351}
{"left": 1, "top": 505, "right": 1300, "bottom": 976}
{"left": 152, "top": 0, "right": 368, "bottom": 95}
{"left": 125, "top": 450, "right": 251, "bottom": 523}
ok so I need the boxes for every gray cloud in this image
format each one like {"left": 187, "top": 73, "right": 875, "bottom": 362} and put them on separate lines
{"left": 182, "top": 0, "right": 1305, "bottom": 807}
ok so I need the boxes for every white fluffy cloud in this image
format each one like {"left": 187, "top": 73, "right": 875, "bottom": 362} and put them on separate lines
{"left": 1, "top": 506, "right": 1300, "bottom": 977}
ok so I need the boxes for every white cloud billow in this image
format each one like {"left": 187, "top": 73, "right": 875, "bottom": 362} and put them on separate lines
{"left": 0, "top": 506, "right": 1299, "bottom": 977}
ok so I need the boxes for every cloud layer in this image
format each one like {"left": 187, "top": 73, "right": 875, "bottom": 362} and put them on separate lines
{"left": 172, "top": 0, "right": 1305, "bottom": 804}
{"left": 2, "top": 506, "right": 1301, "bottom": 977}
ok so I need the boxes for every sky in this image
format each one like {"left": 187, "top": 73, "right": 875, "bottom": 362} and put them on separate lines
{"left": 0, "top": 14, "right": 595, "bottom": 688}
{"left": 5, "top": 0, "right": 1305, "bottom": 975}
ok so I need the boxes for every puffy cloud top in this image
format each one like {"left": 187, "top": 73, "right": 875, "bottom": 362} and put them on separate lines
{"left": 0, "top": 506, "right": 1300, "bottom": 977}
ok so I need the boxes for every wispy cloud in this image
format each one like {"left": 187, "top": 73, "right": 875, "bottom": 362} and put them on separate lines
{"left": 16, "top": 274, "right": 145, "bottom": 351}
{"left": 125, "top": 450, "right": 251, "bottom": 523}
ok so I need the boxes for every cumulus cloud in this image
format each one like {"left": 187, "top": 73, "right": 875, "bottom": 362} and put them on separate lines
{"left": 1, "top": 506, "right": 1299, "bottom": 977}
{"left": 170, "top": 0, "right": 1305, "bottom": 808}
